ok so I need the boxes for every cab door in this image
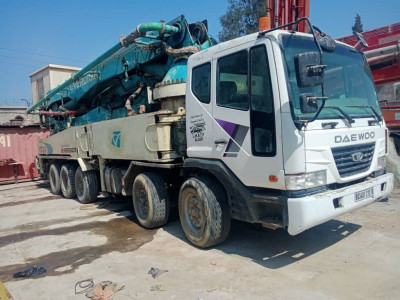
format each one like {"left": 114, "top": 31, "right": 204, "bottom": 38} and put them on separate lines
{"left": 211, "top": 39, "right": 284, "bottom": 189}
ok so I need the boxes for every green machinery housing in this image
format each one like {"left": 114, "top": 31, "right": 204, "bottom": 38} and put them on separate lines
{"left": 27, "top": 15, "right": 216, "bottom": 132}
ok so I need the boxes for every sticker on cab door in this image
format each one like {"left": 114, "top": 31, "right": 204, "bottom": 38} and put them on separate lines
{"left": 190, "top": 114, "right": 206, "bottom": 142}
{"left": 216, "top": 119, "right": 249, "bottom": 158}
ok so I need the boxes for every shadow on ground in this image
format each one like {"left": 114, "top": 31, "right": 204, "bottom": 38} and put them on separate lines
{"left": 0, "top": 182, "right": 156, "bottom": 282}
{"left": 163, "top": 216, "right": 361, "bottom": 269}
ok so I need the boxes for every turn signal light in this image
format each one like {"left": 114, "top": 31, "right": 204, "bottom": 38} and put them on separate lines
{"left": 269, "top": 175, "right": 278, "bottom": 182}
{"left": 259, "top": 17, "right": 271, "bottom": 31}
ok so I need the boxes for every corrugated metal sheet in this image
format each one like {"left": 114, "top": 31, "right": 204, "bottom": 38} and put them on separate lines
{"left": 0, "top": 127, "right": 49, "bottom": 184}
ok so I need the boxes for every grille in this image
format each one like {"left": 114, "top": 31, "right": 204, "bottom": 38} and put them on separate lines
{"left": 331, "top": 142, "right": 375, "bottom": 178}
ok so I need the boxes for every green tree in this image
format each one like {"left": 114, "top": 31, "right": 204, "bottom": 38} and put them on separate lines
{"left": 218, "top": 0, "right": 266, "bottom": 42}
{"left": 352, "top": 14, "right": 364, "bottom": 33}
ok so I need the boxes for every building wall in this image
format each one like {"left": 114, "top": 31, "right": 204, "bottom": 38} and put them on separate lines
{"left": 0, "top": 106, "right": 36, "bottom": 127}
{"left": 49, "top": 68, "right": 79, "bottom": 91}
{"left": 30, "top": 68, "right": 50, "bottom": 104}
{"left": 30, "top": 64, "right": 81, "bottom": 105}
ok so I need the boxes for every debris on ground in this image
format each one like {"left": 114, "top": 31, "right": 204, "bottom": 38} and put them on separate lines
{"left": 0, "top": 280, "right": 14, "bottom": 300}
{"left": 150, "top": 284, "right": 166, "bottom": 291}
{"left": 83, "top": 281, "right": 125, "bottom": 300}
{"left": 148, "top": 267, "right": 168, "bottom": 279}
{"left": 75, "top": 278, "right": 94, "bottom": 295}
{"left": 13, "top": 265, "right": 46, "bottom": 278}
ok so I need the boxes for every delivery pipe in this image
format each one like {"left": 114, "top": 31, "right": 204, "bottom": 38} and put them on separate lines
{"left": 364, "top": 43, "right": 399, "bottom": 59}
{"left": 367, "top": 52, "right": 398, "bottom": 66}
{"left": 27, "top": 22, "right": 180, "bottom": 114}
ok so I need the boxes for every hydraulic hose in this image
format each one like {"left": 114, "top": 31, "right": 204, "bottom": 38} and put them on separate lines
{"left": 120, "top": 22, "right": 180, "bottom": 46}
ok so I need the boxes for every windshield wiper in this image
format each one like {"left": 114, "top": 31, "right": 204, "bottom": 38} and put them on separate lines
{"left": 346, "top": 105, "right": 383, "bottom": 123}
{"left": 324, "top": 106, "right": 355, "bottom": 126}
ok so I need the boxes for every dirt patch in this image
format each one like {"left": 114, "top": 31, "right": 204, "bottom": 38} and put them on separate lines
{"left": 0, "top": 195, "right": 62, "bottom": 208}
{"left": 0, "top": 216, "right": 155, "bottom": 282}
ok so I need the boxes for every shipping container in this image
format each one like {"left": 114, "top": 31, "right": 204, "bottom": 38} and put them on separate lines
{"left": 0, "top": 126, "right": 49, "bottom": 184}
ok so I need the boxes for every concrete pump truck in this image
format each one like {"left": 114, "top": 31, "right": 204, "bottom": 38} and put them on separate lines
{"left": 28, "top": 15, "right": 393, "bottom": 247}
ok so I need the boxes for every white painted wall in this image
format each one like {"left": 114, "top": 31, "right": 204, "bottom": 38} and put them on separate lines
{"left": 30, "top": 65, "right": 81, "bottom": 104}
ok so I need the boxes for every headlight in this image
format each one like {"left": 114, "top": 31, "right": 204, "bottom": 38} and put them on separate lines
{"left": 285, "top": 170, "right": 327, "bottom": 190}
{"left": 377, "top": 156, "right": 386, "bottom": 170}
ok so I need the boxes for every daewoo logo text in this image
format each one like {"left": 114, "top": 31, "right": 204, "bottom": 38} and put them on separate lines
{"left": 335, "top": 132, "right": 375, "bottom": 143}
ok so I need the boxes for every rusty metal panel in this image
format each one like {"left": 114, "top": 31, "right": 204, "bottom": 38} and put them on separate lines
{"left": 0, "top": 127, "right": 49, "bottom": 184}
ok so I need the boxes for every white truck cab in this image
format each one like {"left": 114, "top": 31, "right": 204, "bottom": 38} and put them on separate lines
{"left": 185, "top": 29, "right": 393, "bottom": 236}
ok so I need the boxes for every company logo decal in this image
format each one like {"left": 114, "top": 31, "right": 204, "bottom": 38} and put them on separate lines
{"left": 38, "top": 142, "right": 53, "bottom": 154}
{"left": 69, "top": 73, "right": 100, "bottom": 91}
{"left": 216, "top": 119, "right": 249, "bottom": 158}
{"left": 335, "top": 132, "right": 375, "bottom": 143}
{"left": 61, "top": 147, "right": 78, "bottom": 154}
{"left": 112, "top": 131, "right": 121, "bottom": 148}
{"left": 351, "top": 152, "right": 364, "bottom": 162}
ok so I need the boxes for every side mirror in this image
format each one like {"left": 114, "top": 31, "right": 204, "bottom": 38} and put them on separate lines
{"left": 295, "top": 52, "right": 325, "bottom": 88}
{"left": 300, "top": 93, "right": 318, "bottom": 113}
{"left": 354, "top": 32, "right": 368, "bottom": 49}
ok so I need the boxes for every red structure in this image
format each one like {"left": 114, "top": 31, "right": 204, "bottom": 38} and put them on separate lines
{"left": 337, "top": 23, "right": 400, "bottom": 51}
{"left": 338, "top": 23, "right": 400, "bottom": 130}
{"left": 0, "top": 126, "right": 49, "bottom": 184}
{"left": 263, "top": 0, "right": 310, "bottom": 32}
{"left": 338, "top": 23, "right": 400, "bottom": 86}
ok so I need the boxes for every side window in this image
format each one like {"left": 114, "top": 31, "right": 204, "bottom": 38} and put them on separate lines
{"left": 250, "top": 45, "right": 276, "bottom": 157}
{"left": 191, "top": 63, "right": 211, "bottom": 104}
{"left": 217, "top": 50, "right": 249, "bottom": 110}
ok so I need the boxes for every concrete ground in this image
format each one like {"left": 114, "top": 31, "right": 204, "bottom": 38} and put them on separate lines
{"left": 0, "top": 180, "right": 399, "bottom": 300}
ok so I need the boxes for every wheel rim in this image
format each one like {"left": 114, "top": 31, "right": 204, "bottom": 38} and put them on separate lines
{"left": 184, "top": 189, "right": 205, "bottom": 233}
{"left": 136, "top": 184, "right": 148, "bottom": 220}
{"left": 76, "top": 171, "right": 84, "bottom": 198}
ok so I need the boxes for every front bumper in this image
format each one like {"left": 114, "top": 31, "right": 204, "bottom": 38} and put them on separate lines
{"left": 287, "top": 173, "right": 394, "bottom": 235}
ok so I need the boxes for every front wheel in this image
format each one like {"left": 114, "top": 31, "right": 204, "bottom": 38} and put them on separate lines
{"left": 179, "top": 176, "right": 231, "bottom": 248}
{"left": 132, "top": 172, "right": 169, "bottom": 228}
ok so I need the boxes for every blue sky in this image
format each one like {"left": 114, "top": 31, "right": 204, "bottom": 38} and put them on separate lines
{"left": 0, "top": 0, "right": 399, "bottom": 106}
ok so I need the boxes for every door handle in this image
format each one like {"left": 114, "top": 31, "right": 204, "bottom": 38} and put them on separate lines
{"left": 215, "top": 139, "right": 228, "bottom": 145}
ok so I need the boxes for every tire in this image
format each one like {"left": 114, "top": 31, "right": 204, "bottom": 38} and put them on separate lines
{"left": 49, "top": 163, "right": 61, "bottom": 195}
{"left": 179, "top": 176, "right": 231, "bottom": 248}
{"left": 111, "top": 168, "right": 122, "bottom": 194}
{"left": 60, "top": 164, "right": 77, "bottom": 199}
{"left": 132, "top": 172, "right": 169, "bottom": 229}
{"left": 75, "top": 167, "right": 99, "bottom": 203}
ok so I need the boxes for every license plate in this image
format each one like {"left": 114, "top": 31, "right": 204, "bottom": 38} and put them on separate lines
{"left": 354, "top": 187, "right": 374, "bottom": 202}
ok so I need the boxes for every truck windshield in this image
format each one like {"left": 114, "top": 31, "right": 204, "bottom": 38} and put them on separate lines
{"left": 281, "top": 34, "right": 382, "bottom": 122}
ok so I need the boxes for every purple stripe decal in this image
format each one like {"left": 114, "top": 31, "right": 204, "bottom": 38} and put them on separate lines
{"left": 215, "top": 118, "right": 249, "bottom": 158}
{"left": 216, "top": 119, "right": 237, "bottom": 137}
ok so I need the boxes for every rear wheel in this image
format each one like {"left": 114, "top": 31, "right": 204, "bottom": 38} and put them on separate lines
{"left": 179, "top": 176, "right": 230, "bottom": 248}
{"left": 75, "top": 167, "right": 98, "bottom": 203}
{"left": 60, "top": 164, "right": 77, "bottom": 199}
{"left": 132, "top": 172, "right": 169, "bottom": 228}
{"left": 49, "top": 163, "right": 61, "bottom": 195}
